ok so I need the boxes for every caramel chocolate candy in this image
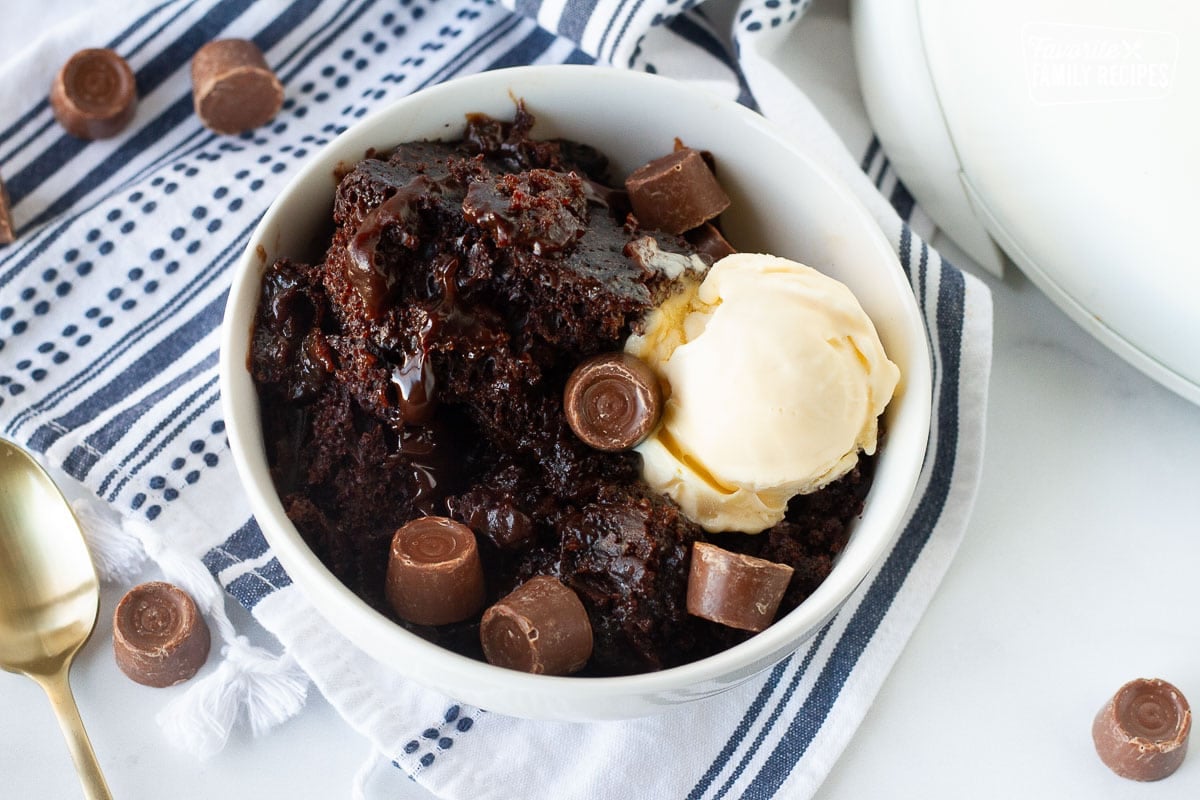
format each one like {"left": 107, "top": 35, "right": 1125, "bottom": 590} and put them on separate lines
{"left": 113, "top": 581, "right": 210, "bottom": 687}
{"left": 480, "top": 576, "right": 593, "bottom": 675}
{"left": 191, "top": 39, "right": 284, "bottom": 135}
{"left": 50, "top": 49, "right": 137, "bottom": 140}
{"left": 625, "top": 147, "right": 731, "bottom": 235}
{"left": 564, "top": 353, "right": 662, "bottom": 452}
{"left": 386, "top": 516, "right": 485, "bottom": 626}
{"left": 687, "top": 542, "right": 794, "bottom": 632}
{"left": 685, "top": 222, "right": 736, "bottom": 262}
{"left": 1093, "top": 677, "right": 1191, "bottom": 781}
{"left": 0, "top": 175, "right": 13, "bottom": 245}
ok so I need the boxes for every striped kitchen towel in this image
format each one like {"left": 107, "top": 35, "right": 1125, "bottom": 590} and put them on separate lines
{"left": 0, "top": 0, "right": 992, "bottom": 797}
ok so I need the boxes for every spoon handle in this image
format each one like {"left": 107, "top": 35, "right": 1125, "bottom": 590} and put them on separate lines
{"left": 39, "top": 665, "right": 114, "bottom": 800}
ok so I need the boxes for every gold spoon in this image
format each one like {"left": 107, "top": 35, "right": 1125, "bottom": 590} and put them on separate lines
{"left": 0, "top": 439, "right": 113, "bottom": 800}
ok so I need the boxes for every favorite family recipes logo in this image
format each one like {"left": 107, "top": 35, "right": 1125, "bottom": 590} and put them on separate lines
{"left": 1023, "top": 22, "right": 1178, "bottom": 104}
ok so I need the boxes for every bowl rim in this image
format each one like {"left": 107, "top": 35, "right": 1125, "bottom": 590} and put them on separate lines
{"left": 218, "top": 64, "right": 933, "bottom": 712}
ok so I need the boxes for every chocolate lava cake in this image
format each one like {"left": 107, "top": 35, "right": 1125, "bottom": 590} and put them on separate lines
{"left": 249, "top": 106, "right": 873, "bottom": 676}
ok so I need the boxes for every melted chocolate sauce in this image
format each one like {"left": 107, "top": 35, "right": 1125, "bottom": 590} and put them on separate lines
{"left": 347, "top": 173, "right": 453, "bottom": 318}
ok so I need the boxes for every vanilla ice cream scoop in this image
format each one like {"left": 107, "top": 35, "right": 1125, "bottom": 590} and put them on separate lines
{"left": 626, "top": 253, "right": 900, "bottom": 533}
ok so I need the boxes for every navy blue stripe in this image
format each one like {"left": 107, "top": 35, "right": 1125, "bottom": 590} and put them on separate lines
{"left": 17, "top": 0, "right": 327, "bottom": 231}
{"left": 0, "top": 121, "right": 208, "bottom": 293}
{"left": 898, "top": 224, "right": 912, "bottom": 282}
{"left": 907, "top": 231, "right": 935, "bottom": 380}
{"left": 4, "top": 0, "right": 259, "bottom": 211}
{"left": 0, "top": 109, "right": 53, "bottom": 159}
{"left": 0, "top": 0, "right": 345, "bottom": 293}
{"left": 60, "top": 447, "right": 97, "bottom": 481}
{"left": 124, "top": 0, "right": 205, "bottom": 61}
{"left": 31, "top": 291, "right": 225, "bottom": 454}
{"left": 17, "top": 0, "right": 355, "bottom": 434}
{"left": 595, "top": 0, "right": 632, "bottom": 61}
{"left": 918, "top": 239, "right": 930, "bottom": 311}
{"left": 11, "top": 209, "right": 251, "bottom": 435}
{"left": 484, "top": 27, "right": 558, "bottom": 70}
{"left": 256, "top": 557, "right": 292, "bottom": 588}
{"left": 665, "top": 10, "right": 755, "bottom": 109}
{"left": 203, "top": 519, "right": 270, "bottom": 574}
{"left": 610, "top": 0, "right": 647, "bottom": 64}
{"left": 873, "top": 155, "right": 889, "bottom": 189}
{"left": 249, "top": 0, "right": 327, "bottom": 61}
{"left": 89, "top": 363, "right": 219, "bottom": 493}
{"left": 860, "top": 136, "right": 880, "bottom": 173}
{"left": 102, "top": 387, "right": 220, "bottom": 500}
{"left": 558, "top": 0, "right": 599, "bottom": 41}
{"left": 889, "top": 179, "right": 915, "bottom": 222}
{"left": 0, "top": 0, "right": 197, "bottom": 186}
{"left": 63, "top": 356, "right": 217, "bottom": 482}
{"left": 686, "top": 659, "right": 794, "bottom": 800}
{"left": 226, "top": 571, "right": 272, "bottom": 608}
{"left": 109, "top": 0, "right": 185, "bottom": 51}
{"left": 686, "top": 623, "right": 831, "bottom": 800}
{"left": 9, "top": 86, "right": 203, "bottom": 236}
{"left": 274, "top": 0, "right": 378, "bottom": 83}
{"left": 5, "top": 0, "right": 324, "bottom": 243}
{"left": 0, "top": 117, "right": 60, "bottom": 172}
{"left": 414, "top": 14, "right": 528, "bottom": 92}
{"left": 734, "top": 81, "right": 758, "bottom": 112}
{"left": 7, "top": 145, "right": 228, "bottom": 412}
{"left": 17, "top": 212, "right": 245, "bottom": 436}
{"left": 1, "top": 131, "right": 214, "bottom": 435}
{"left": 5, "top": 0, "right": 352, "bottom": 428}
{"left": 225, "top": 556, "right": 293, "bottom": 609}
{"left": 681, "top": 4, "right": 753, "bottom": 110}
{"left": 667, "top": 12, "right": 733, "bottom": 69}
{"left": 712, "top": 626, "right": 832, "bottom": 800}
{"left": 514, "top": 0, "right": 543, "bottom": 19}
{"left": 563, "top": 47, "right": 595, "bottom": 64}
{"left": 740, "top": 266, "right": 965, "bottom": 798}
{"left": 0, "top": 0, "right": 177, "bottom": 151}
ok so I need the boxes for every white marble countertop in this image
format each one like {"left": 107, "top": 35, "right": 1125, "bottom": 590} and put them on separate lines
{"left": 4, "top": 3, "right": 1199, "bottom": 799}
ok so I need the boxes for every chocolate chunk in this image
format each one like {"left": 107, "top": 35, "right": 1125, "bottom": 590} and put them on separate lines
{"left": 49, "top": 49, "right": 137, "bottom": 140}
{"left": 112, "top": 582, "right": 211, "bottom": 687}
{"left": 625, "top": 147, "right": 731, "bottom": 235}
{"left": 686, "top": 542, "right": 794, "bottom": 632}
{"left": 190, "top": 39, "right": 284, "bottom": 135}
{"left": 480, "top": 576, "right": 593, "bottom": 675}
{"left": 564, "top": 353, "right": 662, "bottom": 452}
{"left": 0, "top": 175, "right": 13, "bottom": 245}
{"left": 1093, "top": 677, "right": 1191, "bottom": 781}
{"left": 685, "top": 222, "right": 736, "bottom": 262}
{"left": 452, "top": 489, "right": 536, "bottom": 551}
{"left": 386, "top": 516, "right": 486, "bottom": 626}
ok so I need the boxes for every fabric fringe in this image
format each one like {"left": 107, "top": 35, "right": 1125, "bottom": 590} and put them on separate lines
{"left": 73, "top": 498, "right": 311, "bottom": 758}
{"left": 73, "top": 499, "right": 148, "bottom": 584}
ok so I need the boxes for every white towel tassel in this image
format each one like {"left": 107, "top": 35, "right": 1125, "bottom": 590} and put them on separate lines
{"left": 72, "top": 499, "right": 310, "bottom": 758}
{"left": 73, "top": 499, "right": 148, "bottom": 584}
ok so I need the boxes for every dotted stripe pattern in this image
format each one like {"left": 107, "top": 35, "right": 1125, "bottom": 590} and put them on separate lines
{"left": 735, "top": 0, "right": 811, "bottom": 34}
{"left": 399, "top": 704, "right": 480, "bottom": 771}
{"left": 0, "top": 0, "right": 532, "bottom": 525}
{"left": 0, "top": 0, "right": 583, "bottom": 778}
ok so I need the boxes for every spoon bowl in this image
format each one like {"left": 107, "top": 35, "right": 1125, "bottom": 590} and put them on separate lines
{"left": 0, "top": 439, "right": 112, "bottom": 800}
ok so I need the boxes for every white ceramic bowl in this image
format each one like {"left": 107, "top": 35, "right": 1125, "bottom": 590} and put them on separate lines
{"left": 220, "top": 65, "right": 932, "bottom": 721}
